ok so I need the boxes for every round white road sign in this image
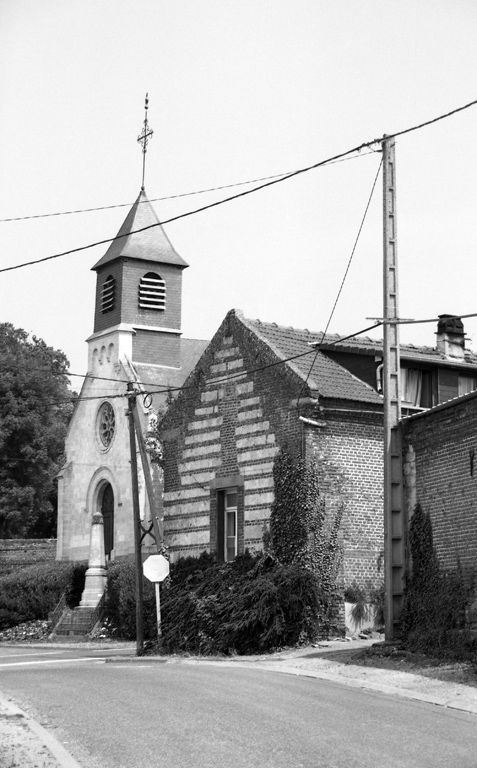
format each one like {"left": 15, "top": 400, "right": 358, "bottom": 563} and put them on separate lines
{"left": 143, "top": 554, "right": 170, "bottom": 583}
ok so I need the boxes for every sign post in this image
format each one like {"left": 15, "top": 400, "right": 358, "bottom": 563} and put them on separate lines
{"left": 143, "top": 554, "right": 170, "bottom": 640}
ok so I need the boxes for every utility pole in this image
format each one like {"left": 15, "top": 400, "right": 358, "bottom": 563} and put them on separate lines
{"left": 127, "top": 383, "right": 144, "bottom": 655}
{"left": 131, "top": 404, "right": 164, "bottom": 549}
{"left": 382, "top": 136, "right": 406, "bottom": 640}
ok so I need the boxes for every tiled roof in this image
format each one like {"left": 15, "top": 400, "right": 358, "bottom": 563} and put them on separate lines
{"left": 132, "top": 337, "right": 208, "bottom": 411}
{"left": 92, "top": 189, "right": 189, "bottom": 271}
{"left": 241, "top": 316, "right": 383, "bottom": 404}
{"left": 318, "top": 331, "right": 477, "bottom": 367}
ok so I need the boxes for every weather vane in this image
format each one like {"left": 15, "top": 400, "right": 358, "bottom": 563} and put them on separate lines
{"left": 137, "top": 93, "right": 154, "bottom": 190}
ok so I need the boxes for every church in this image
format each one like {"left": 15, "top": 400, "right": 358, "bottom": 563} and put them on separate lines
{"left": 56, "top": 103, "right": 477, "bottom": 601}
{"left": 56, "top": 187, "right": 207, "bottom": 564}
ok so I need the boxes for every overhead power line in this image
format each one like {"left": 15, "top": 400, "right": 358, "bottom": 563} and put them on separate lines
{"left": 297, "top": 157, "right": 383, "bottom": 404}
{"left": 0, "top": 151, "right": 374, "bottom": 224}
{"left": 1, "top": 97, "right": 477, "bottom": 276}
{"left": 33, "top": 309, "right": 477, "bottom": 397}
{"left": 36, "top": 320, "right": 384, "bottom": 407}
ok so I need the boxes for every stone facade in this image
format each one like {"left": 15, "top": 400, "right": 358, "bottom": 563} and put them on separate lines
{"left": 56, "top": 345, "right": 152, "bottom": 562}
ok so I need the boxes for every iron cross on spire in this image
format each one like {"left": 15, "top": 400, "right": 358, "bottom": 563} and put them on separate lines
{"left": 137, "top": 93, "right": 154, "bottom": 190}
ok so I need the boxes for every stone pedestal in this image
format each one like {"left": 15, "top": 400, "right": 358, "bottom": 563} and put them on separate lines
{"left": 80, "top": 513, "right": 107, "bottom": 608}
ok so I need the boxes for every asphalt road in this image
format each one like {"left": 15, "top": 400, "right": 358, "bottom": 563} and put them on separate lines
{"left": 1, "top": 646, "right": 476, "bottom": 768}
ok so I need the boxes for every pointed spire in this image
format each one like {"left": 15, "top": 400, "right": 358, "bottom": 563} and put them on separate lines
{"left": 137, "top": 93, "right": 154, "bottom": 190}
{"left": 92, "top": 189, "right": 188, "bottom": 271}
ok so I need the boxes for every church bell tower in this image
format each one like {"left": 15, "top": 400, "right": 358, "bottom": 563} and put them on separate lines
{"left": 88, "top": 96, "right": 188, "bottom": 371}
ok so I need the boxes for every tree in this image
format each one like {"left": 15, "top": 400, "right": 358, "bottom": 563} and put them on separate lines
{"left": 0, "top": 323, "right": 75, "bottom": 538}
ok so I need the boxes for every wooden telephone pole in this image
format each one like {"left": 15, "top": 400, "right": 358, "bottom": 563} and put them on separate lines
{"left": 127, "top": 382, "right": 165, "bottom": 655}
{"left": 127, "top": 383, "right": 144, "bottom": 655}
{"left": 382, "top": 136, "right": 406, "bottom": 640}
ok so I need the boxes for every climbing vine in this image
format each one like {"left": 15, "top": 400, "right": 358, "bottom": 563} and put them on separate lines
{"left": 269, "top": 446, "right": 343, "bottom": 581}
{"left": 400, "top": 503, "right": 476, "bottom": 661}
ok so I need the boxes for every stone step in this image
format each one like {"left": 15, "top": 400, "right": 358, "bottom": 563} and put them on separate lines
{"left": 53, "top": 605, "right": 104, "bottom": 637}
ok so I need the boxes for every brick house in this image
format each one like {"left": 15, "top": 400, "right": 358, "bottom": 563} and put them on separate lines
{"left": 160, "top": 311, "right": 477, "bottom": 590}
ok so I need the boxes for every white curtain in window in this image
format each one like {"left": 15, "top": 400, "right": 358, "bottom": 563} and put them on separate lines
{"left": 458, "top": 376, "right": 477, "bottom": 397}
{"left": 401, "top": 368, "right": 422, "bottom": 406}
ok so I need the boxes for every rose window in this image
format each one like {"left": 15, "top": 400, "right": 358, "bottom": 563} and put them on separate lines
{"left": 98, "top": 402, "right": 115, "bottom": 448}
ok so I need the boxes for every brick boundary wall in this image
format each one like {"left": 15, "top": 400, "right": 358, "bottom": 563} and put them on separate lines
{"left": 0, "top": 539, "right": 57, "bottom": 577}
{"left": 402, "top": 392, "right": 477, "bottom": 576}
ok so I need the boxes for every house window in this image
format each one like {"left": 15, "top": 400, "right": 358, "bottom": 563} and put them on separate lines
{"left": 138, "top": 272, "right": 166, "bottom": 311}
{"left": 401, "top": 368, "right": 422, "bottom": 407}
{"left": 458, "top": 375, "right": 477, "bottom": 397}
{"left": 217, "top": 489, "right": 238, "bottom": 561}
{"left": 101, "top": 275, "right": 115, "bottom": 313}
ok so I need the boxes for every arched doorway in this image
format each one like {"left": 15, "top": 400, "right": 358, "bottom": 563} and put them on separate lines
{"left": 101, "top": 483, "right": 114, "bottom": 558}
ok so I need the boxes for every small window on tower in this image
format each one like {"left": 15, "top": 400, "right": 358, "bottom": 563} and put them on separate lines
{"left": 139, "top": 272, "right": 166, "bottom": 311}
{"left": 101, "top": 275, "right": 115, "bottom": 313}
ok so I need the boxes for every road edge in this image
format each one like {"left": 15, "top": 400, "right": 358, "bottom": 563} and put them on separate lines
{"left": 177, "top": 658, "right": 477, "bottom": 716}
{"left": 0, "top": 690, "right": 84, "bottom": 768}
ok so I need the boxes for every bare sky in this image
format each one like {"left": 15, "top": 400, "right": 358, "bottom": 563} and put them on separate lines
{"left": 1, "top": 0, "right": 477, "bottom": 382}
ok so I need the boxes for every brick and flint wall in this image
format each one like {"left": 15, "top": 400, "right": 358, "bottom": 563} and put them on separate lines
{"left": 402, "top": 392, "right": 477, "bottom": 576}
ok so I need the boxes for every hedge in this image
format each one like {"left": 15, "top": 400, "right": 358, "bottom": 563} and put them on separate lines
{"left": 0, "top": 561, "right": 87, "bottom": 630}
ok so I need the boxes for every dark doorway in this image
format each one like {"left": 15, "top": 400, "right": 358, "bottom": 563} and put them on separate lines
{"left": 101, "top": 483, "right": 114, "bottom": 558}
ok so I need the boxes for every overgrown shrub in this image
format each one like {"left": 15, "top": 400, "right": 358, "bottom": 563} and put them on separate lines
{"left": 344, "top": 582, "right": 372, "bottom": 629}
{"left": 400, "top": 503, "right": 477, "bottom": 662}
{"left": 369, "top": 582, "right": 385, "bottom": 630}
{"left": 160, "top": 552, "right": 324, "bottom": 654}
{"left": 0, "top": 561, "right": 87, "bottom": 630}
{"left": 105, "top": 559, "right": 156, "bottom": 640}
{"left": 104, "top": 551, "right": 331, "bottom": 653}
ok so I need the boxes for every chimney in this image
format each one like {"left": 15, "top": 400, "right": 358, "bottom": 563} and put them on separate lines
{"left": 436, "top": 314, "right": 465, "bottom": 359}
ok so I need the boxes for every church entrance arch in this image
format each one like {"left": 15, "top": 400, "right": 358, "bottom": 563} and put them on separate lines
{"left": 100, "top": 483, "right": 114, "bottom": 558}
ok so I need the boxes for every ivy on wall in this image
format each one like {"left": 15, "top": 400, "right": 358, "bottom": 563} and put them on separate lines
{"left": 267, "top": 446, "right": 344, "bottom": 636}
{"left": 269, "top": 446, "right": 343, "bottom": 583}
{"left": 400, "top": 503, "right": 476, "bottom": 661}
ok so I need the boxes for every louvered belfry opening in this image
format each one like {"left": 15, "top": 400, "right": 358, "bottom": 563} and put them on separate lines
{"left": 101, "top": 275, "right": 115, "bottom": 313}
{"left": 139, "top": 271, "right": 166, "bottom": 311}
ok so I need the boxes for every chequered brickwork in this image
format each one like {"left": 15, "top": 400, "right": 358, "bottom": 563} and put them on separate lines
{"left": 402, "top": 393, "right": 477, "bottom": 576}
